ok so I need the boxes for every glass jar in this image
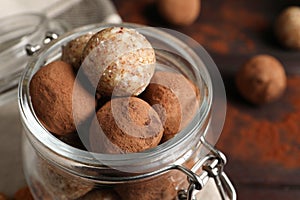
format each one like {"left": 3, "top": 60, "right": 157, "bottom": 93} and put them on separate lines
{"left": 18, "top": 23, "right": 236, "bottom": 200}
{"left": 0, "top": 13, "right": 68, "bottom": 196}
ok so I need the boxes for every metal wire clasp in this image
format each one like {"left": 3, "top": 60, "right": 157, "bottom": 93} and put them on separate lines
{"left": 25, "top": 32, "right": 59, "bottom": 56}
{"left": 177, "top": 136, "right": 237, "bottom": 200}
{"left": 72, "top": 136, "right": 236, "bottom": 199}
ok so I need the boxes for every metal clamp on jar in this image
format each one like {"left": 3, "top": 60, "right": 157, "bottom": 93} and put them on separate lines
{"left": 94, "top": 136, "right": 236, "bottom": 200}
{"left": 19, "top": 23, "right": 237, "bottom": 200}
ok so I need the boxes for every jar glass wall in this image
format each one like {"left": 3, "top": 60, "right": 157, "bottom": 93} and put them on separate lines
{"left": 19, "top": 23, "right": 234, "bottom": 199}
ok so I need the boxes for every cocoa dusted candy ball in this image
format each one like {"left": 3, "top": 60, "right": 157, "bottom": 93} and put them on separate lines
{"left": 82, "top": 27, "right": 156, "bottom": 97}
{"left": 141, "top": 71, "right": 200, "bottom": 142}
{"left": 115, "top": 170, "right": 188, "bottom": 200}
{"left": 29, "top": 61, "right": 95, "bottom": 135}
{"left": 274, "top": 6, "right": 300, "bottom": 50}
{"left": 236, "top": 54, "right": 287, "bottom": 105}
{"left": 158, "top": 0, "right": 201, "bottom": 26}
{"left": 89, "top": 97, "right": 164, "bottom": 154}
{"left": 78, "top": 189, "right": 121, "bottom": 200}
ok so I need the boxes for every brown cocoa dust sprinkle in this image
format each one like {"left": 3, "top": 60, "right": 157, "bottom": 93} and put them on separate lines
{"left": 218, "top": 76, "right": 300, "bottom": 169}
{"left": 190, "top": 1, "right": 267, "bottom": 54}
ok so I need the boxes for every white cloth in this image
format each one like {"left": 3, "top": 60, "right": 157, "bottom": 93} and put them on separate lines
{"left": 0, "top": 0, "right": 75, "bottom": 18}
{"left": 0, "top": 0, "right": 122, "bottom": 26}
{"left": 0, "top": 100, "right": 24, "bottom": 196}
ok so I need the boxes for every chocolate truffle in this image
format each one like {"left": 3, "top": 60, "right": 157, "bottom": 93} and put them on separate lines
{"left": 274, "top": 6, "right": 300, "bottom": 50}
{"left": 78, "top": 189, "right": 120, "bottom": 200}
{"left": 116, "top": 170, "right": 188, "bottom": 200}
{"left": 38, "top": 158, "right": 93, "bottom": 200}
{"left": 158, "top": 0, "right": 201, "bottom": 26}
{"left": 62, "top": 33, "right": 93, "bottom": 70}
{"left": 142, "top": 71, "right": 199, "bottom": 142}
{"left": 81, "top": 27, "right": 156, "bottom": 97}
{"left": 236, "top": 54, "right": 287, "bottom": 104}
{"left": 57, "top": 133, "right": 86, "bottom": 150}
{"left": 89, "top": 97, "right": 164, "bottom": 153}
{"left": 29, "top": 179, "right": 52, "bottom": 200}
{"left": 30, "top": 61, "right": 95, "bottom": 135}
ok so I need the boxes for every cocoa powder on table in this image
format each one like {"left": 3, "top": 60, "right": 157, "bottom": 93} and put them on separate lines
{"left": 188, "top": 1, "right": 267, "bottom": 55}
{"left": 218, "top": 75, "right": 300, "bottom": 169}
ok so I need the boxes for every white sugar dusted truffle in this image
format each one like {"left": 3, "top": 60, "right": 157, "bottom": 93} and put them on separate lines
{"left": 81, "top": 27, "right": 156, "bottom": 97}
{"left": 62, "top": 33, "right": 93, "bottom": 70}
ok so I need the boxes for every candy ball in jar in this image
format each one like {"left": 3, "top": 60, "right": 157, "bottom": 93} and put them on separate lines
{"left": 81, "top": 27, "right": 156, "bottom": 97}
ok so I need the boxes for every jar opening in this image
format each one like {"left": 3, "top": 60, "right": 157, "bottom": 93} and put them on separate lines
{"left": 19, "top": 23, "right": 219, "bottom": 174}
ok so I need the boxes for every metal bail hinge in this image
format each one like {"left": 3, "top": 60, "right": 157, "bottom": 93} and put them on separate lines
{"left": 177, "top": 136, "right": 237, "bottom": 200}
{"left": 25, "top": 31, "right": 59, "bottom": 56}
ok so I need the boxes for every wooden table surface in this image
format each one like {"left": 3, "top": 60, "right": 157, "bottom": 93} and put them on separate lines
{"left": 112, "top": 0, "right": 300, "bottom": 199}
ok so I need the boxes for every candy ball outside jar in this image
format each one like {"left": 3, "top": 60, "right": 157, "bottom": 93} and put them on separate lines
{"left": 158, "top": 0, "right": 201, "bottom": 26}
{"left": 274, "top": 6, "right": 300, "bottom": 50}
{"left": 236, "top": 55, "right": 287, "bottom": 105}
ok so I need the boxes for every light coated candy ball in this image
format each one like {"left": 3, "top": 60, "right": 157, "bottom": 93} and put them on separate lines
{"left": 62, "top": 33, "right": 93, "bottom": 70}
{"left": 81, "top": 27, "right": 156, "bottom": 97}
{"left": 275, "top": 6, "right": 300, "bottom": 50}
{"left": 236, "top": 55, "right": 287, "bottom": 105}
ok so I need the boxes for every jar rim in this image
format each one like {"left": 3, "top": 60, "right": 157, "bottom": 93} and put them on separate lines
{"left": 18, "top": 23, "right": 215, "bottom": 173}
